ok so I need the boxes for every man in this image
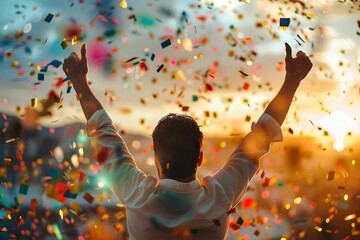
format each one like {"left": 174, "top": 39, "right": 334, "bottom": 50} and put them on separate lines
{"left": 63, "top": 43, "right": 312, "bottom": 239}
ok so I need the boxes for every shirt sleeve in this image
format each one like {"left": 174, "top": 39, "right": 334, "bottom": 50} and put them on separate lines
{"left": 86, "top": 109, "right": 147, "bottom": 204}
{"left": 212, "top": 113, "right": 283, "bottom": 208}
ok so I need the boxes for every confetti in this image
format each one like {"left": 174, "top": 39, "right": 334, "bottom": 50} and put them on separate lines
{"left": 31, "top": 98, "right": 38, "bottom": 107}
{"left": 5, "top": 138, "right": 19, "bottom": 143}
{"left": 279, "top": 18, "right": 290, "bottom": 27}
{"left": 47, "top": 168, "right": 60, "bottom": 179}
{"left": 19, "top": 184, "right": 29, "bottom": 195}
{"left": 124, "top": 57, "right": 138, "bottom": 64}
{"left": 344, "top": 214, "right": 356, "bottom": 221}
{"left": 239, "top": 70, "right": 249, "bottom": 76}
{"left": 156, "top": 64, "right": 164, "bottom": 72}
{"left": 83, "top": 192, "right": 95, "bottom": 204}
{"left": 160, "top": 39, "right": 171, "bottom": 49}
{"left": 44, "top": 13, "right": 54, "bottom": 23}
{"left": 327, "top": 170, "right": 335, "bottom": 181}
{"left": 30, "top": 198, "right": 38, "bottom": 211}
{"left": 61, "top": 39, "right": 68, "bottom": 49}
{"left": 242, "top": 82, "right": 250, "bottom": 90}
{"left": 297, "top": 34, "right": 305, "bottom": 43}
{"left": 64, "top": 189, "right": 78, "bottom": 199}
{"left": 119, "top": 0, "right": 127, "bottom": 8}
{"left": 236, "top": 216, "right": 244, "bottom": 225}
{"left": 48, "top": 60, "right": 62, "bottom": 68}
{"left": 38, "top": 73, "right": 44, "bottom": 81}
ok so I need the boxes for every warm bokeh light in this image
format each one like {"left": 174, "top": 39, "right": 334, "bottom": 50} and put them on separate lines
{"left": 320, "top": 111, "right": 356, "bottom": 152}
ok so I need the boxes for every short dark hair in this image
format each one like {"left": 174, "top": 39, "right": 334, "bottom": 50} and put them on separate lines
{"left": 152, "top": 113, "right": 203, "bottom": 179}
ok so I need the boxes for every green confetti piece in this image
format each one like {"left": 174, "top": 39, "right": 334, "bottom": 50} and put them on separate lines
{"left": 19, "top": 184, "right": 29, "bottom": 195}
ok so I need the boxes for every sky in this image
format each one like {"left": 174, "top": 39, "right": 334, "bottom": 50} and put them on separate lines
{"left": 0, "top": 0, "right": 359, "bottom": 150}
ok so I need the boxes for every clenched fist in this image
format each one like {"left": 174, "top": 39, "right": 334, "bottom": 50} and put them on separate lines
{"left": 62, "top": 44, "right": 89, "bottom": 88}
{"left": 284, "top": 43, "right": 313, "bottom": 83}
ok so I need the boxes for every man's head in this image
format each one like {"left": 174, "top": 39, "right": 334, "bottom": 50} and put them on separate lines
{"left": 152, "top": 113, "right": 203, "bottom": 179}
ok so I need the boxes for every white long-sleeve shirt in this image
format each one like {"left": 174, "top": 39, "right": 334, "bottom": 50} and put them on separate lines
{"left": 86, "top": 109, "right": 283, "bottom": 240}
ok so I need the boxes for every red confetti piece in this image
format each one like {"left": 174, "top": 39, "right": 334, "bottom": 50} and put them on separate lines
{"left": 227, "top": 208, "right": 236, "bottom": 214}
{"left": 17, "top": 217, "right": 24, "bottom": 227}
{"left": 55, "top": 182, "right": 70, "bottom": 203}
{"left": 83, "top": 192, "right": 94, "bottom": 204}
{"left": 139, "top": 62, "right": 148, "bottom": 72}
{"left": 16, "top": 151, "right": 23, "bottom": 161}
{"left": 242, "top": 82, "right": 250, "bottom": 90}
{"left": 229, "top": 222, "right": 241, "bottom": 231}
{"left": 288, "top": 128, "right": 294, "bottom": 134}
{"left": 204, "top": 82, "right": 214, "bottom": 91}
{"left": 97, "top": 147, "right": 110, "bottom": 165}
{"left": 30, "top": 198, "right": 38, "bottom": 212}
{"left": 241, "top": 197, "right": 255, "bottom": 208}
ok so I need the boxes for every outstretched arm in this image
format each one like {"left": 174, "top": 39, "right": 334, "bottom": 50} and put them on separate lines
{"left": 213, "top": 43, "right": 312, "bottom": 208}
{"left": 238, "top": 43, "right": 313, "bottom": 164}
{"left": 62, "top": 44, "right": 103, "bottom": 120}
{"left": 62, "top": 45, "right": 148, "bottom": 204}
{"left": 264, "top": 43, "right": 312, "bottom": 126}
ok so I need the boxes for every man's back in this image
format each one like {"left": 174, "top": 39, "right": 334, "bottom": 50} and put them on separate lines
{"left": 125, "top": 177, "right": 230, "bottom": 239}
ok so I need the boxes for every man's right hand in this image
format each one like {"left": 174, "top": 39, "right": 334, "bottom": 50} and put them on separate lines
{"left": 62, "top": 44, "right": 89, "bottom": 88}
{"left": 285, "top": 43, "right": 313, "bottom": 83}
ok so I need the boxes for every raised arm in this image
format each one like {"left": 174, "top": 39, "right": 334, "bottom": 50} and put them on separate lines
{"left": 62, "top": 44, "right": 103, "bottom": 120}
{"left": 213, "top": 43, "right": 312, "bottom": 208}
{"left": 235, "top": 43, "right": 313, "bottom": 164}
{"left": 62, "top": 45, "right": 148, "bottom": 204}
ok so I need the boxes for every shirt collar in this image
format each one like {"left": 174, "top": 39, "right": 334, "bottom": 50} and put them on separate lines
{"left": 159, "top": 178, "right": 201, "bottom": 191}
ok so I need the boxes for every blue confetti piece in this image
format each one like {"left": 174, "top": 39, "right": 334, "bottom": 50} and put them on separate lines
{"left": 156, "top": 64, "right": 164, "bottom": 73}
{"left": 150, "top": 53, "right": 155, "bottom": 61}
{"left": 64, "top": 189, "right": 77, "bottom": 199}
{"left": 47, "top": 60, "right": 62, "bottom": 68}
{"left": 66, "top": 86, "right": 72, "bottom": 93}
{"left": 236, "top": 216, "right": 244, "bottom": 225}
{"left": 62, "top": 75, "right": 71, "bottom": 82}
{"left": 25, "top": 45, "right": 32, "bottom": 54}
{"left": 38, "top": 73, "right": 44, "bottom": 81}
{"left": 44, "top": 13, "right": 54, "bottom": 23}
{"left": 279, "top": 18, "right": 290, "bottom": 27}
{"left": 181, "top": 11, "right": 188, "bottom": 23}
{"left": 47, "top": 168, "right": 60, "bottom": 179}
{"left": 161, "top": 39, "right": 171, "bottom": 49}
